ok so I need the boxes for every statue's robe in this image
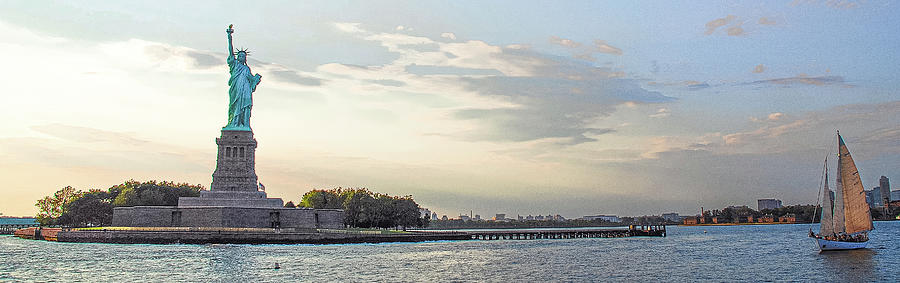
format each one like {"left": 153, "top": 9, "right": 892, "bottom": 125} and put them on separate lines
{"left": 225, "top": 55, "right": 260, "bottom": 130}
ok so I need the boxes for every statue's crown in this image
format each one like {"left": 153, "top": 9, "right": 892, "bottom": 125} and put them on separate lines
{"left": 234, "top": 47, "right": 251, "bottom": 56}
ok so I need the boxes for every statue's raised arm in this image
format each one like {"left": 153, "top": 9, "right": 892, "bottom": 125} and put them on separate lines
{"left": 226, "top": 24, "right": 235, "bottom": 63}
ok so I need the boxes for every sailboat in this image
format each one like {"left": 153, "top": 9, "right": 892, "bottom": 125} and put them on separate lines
{"left": 811, "top": 131, "right": 874, "bottom": 251}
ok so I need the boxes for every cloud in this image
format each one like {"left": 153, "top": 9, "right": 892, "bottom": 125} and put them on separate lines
{"left": 454, "top": 72, "right": 672, "bottom": 144}
{"left": 705, "top": 15, "right": 737, "bottom": 35}
{"left": 687, "top": 81, "right": 711, "bottom": 90}
{"left": 31, "top": 124, "right": 148, "bottom": 146}
{"left": 549, "top": 36, "right": 581, "bottom": 48}
{"left": 550, "top": 37, "right": 623, "bottom": 59}
{"left": 753, "top": 64, "right": 766, "bottom": 73}
{"left": 5, "top": 124, "right": 210, "bottom": 173}
{"left": 440, "top": 32, "right": 457, "bottom": 40}
{"left": 649, "top": 108, "right": 670, "bottom": 118}
{"left": 334, "top": 22, "right": 364, "bottom": 33}
{"left": 790, "top": 0, "right": 861, "bottom": 9}
{"left": 758, "top": 17, "right": 777, "bottom": 25}
{"left": 726, "top": 23, "right": 745, "bottom": 36}
{"left": 100, "top": 39, "right": 325, "bottom": 89}
{"left": 744, "top": 74, "right": 846, "bottom": 86}
{"left": 267, "top": 70, "right": 323, "bottom": 86}
{"left": 767, "top": 112, "right": 784, "bottom": 121}
{"left": 326, "top": 23, "right": 672, "bottom": 145}
{"left": 593, "top": 40, "right": 623, "bottom": 56}
{"left": 367, "top": 79, "right": 405, "bottom": 87}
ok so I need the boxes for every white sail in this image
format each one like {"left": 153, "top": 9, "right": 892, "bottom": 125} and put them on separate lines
{"left": 819, "top": 162, "right": 834, "bottom": 236}
{"left": 837, "top": 134, "right": 873, "bottom": 234}
{"left": 833, "top": 154, "right": 846, "bottom": 234}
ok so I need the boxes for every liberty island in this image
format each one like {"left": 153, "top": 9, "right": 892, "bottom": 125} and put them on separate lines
{"left": 110, "top": 25, "right": 344, "bottom": 230}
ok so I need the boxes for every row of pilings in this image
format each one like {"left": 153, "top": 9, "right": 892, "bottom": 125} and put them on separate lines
{"left": 467, "top": 226, "right": 666, "bottom": 240}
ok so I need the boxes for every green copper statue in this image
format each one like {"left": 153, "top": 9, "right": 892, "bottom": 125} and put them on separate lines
{"left": 224, "top": 24, "right": 262, "bottom": 131}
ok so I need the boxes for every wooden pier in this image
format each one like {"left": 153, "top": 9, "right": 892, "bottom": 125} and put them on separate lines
{"left": 465, "top": 225, "right": 666, "bottom": 240}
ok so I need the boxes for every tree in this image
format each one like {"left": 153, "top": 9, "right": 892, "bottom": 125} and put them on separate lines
{"left": 35, "top": 186, "right": 83, "bottom": 226}
{"left": 110, "top": 180, "right": 203, "bottom": 207}
{"left": 300, "top": 189, "right": 343, "bottom": 209}
{"left": 299, "top": 187, "right": 428, "bottom": 229}
{"left": 58, "top": 190, "right": 113, "bottom": 227}
{"left": 340, "top": 189, "right": 376, "bottom": 228}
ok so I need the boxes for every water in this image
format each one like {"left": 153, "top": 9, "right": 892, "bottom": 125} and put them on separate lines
{"left": 1, "top": 222, "right": 897, "bottom": 282}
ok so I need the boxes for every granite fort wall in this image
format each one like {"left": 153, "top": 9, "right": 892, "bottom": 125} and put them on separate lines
{"left": 113, "top": 206, "right": 343, "bottom": 229}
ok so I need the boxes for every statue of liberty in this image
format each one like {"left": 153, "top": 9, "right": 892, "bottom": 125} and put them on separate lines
{"left": 224, "top": 24, "right": 262, "bottom": 131}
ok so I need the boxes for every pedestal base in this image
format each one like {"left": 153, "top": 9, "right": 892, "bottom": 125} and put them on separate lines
{"left": 177, "top": 190, "right": 283, "bottom": 208}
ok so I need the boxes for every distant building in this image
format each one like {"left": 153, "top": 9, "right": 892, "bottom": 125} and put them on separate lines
{"left": 757, "top": 214, "right": 775, "bottom": 223}
{"left": 683, "top": 217, "right": 699, "bottom": 225}
{"left": 526, "top": 215, "right": 534, "bottom": 221}
{"left": 778, "top": 214, "right": 797, "bottom": 223}
{"left": 880, "top": 176, "right": 891, "bottom": 205}
{"left": 582, "top": 215, "right": 621, "bottom": 222}
{"left": 891, "top": 190, "right": 900, "bottom": 202}
{"left": 866, "top": 188, "right": 881, "bottom": 207}
{"left": 459, "top": 215, "right": 471, "bottom": 221}
{"left": 517, "top": 215, "right": 523, "bottom": 221}
{"left": 757, "top": 199, "right": 782, "bottom": 210}
{"left": 661, "top": 213, "right": 680, "bottom": 222}
{"left": 441, "top": 215, "right": 448, "bottom": 221}
{"left": 535, "top": 215, "right": 545, "bottom": 221}
{"left": 553, "top": 215, "right": 565, "bottom": 221}
{"left": 474, "top": 214, "right": 481, "bottom": 221}
{"left": 493, "top": 213, "right": 506, "bottom": 221}
{"left": 431, "top": 212, "right": 438, "bottom": 221}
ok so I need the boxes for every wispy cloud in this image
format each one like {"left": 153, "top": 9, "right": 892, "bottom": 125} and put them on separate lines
{"left": 753, "top": 64, "right": 766, "bottom": 73}
{"left": 594, "top": 40, "right": 623, "bottom": 56}
{"left": 440, "top": 32, "right": 457, "bottom": 40}
{"left": 649, "top": 108, "right": 670, "bottom": 118}
{"left": 758, "top": 17, "right": 777, "bottom": 25}
{"left": 705, "top": 15, "right": 737, "bottom": 35}
{"left": 550, "top": 36, "right": 623, "bottom": 60}
{"left": 744, "top": 74, "right": 846, "bottom": 86}
{"left": 334, "top": 22, "right": 364, "bottom": 33}
{"left": 790, "top": 0, "right": 862, "bottom": 9}
{"left": 549, "top": 36, "right": 581, "bottom": 48}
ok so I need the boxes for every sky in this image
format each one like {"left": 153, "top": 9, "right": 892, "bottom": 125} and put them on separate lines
{"left": 1, "top": 0, "right": 898, "bottom": 218}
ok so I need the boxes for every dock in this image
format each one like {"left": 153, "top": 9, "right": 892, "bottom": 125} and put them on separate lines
{"left": 465, "top": 225, "right": 666, "bottom": 240}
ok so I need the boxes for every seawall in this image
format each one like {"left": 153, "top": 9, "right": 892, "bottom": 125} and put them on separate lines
{"left": 17, "top": 227, "right": 470, "bottom": 245}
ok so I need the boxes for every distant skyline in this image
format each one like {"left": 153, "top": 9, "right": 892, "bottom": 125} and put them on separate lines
{"left": 1, "top": 1, "right": 898, "bottom": 218}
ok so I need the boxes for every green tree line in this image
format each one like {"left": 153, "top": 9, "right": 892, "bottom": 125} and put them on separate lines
{"left": 35, "top": 180, "right": 203, "bottom": 227}
{"left": 297, "top": 188, "right": 428, "bottom": 229}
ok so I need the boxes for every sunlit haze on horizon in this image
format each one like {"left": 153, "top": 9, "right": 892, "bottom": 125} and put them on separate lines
{"left": 1, "top": 0, "right": 898, "bottom": 219}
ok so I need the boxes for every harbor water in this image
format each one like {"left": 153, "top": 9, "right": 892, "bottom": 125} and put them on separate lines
{"left": 1, "top": 222, "right": 898, "bottom": 282}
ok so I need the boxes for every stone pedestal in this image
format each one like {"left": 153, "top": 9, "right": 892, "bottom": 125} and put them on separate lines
{"left": 211, "top": 130, "right": 259, "bottom": 192}
{"left": 177, "top": 129, "right": 283, "bottom": 208}
{"left": 113, "top": 129, "right": 343, "bottom": 229}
